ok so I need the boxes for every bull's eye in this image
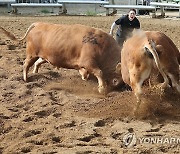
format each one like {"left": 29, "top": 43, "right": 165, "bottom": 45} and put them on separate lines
{"left": 112, "top": 78, "right": 119, "bottom": 86}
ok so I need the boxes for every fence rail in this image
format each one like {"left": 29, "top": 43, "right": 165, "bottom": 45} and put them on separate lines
{"left": 15, "top": 0, "right": 57, "bottom": 3}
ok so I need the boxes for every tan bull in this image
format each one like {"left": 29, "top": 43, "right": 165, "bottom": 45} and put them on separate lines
{"left": 0, "top": 22, "right": 123, "bottom": 94}
{"left": 120, "top": 30, "right": 180, "bottom": 105}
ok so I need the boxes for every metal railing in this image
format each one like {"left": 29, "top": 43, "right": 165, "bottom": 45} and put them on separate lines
{"left": 15, "top": 0, "right": 57, "bottom": 3}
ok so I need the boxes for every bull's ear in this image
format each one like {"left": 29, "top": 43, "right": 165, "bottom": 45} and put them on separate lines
{"left": 144, "top": 46, "right": 153, "bottom": 59}
{"left": 115, "top": 63, "right": 121, "bottom": 73}
{"left": 155, "top": 44, "right": 163, "bottom": 55}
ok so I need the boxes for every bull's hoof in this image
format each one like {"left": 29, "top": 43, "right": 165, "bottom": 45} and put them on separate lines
{"left": 33, "top": 69, "right": 38, "bottom": 74}
{"left": 98, "top": 86, "right": 107, "bottom": 95}
{"left": 23, "top": 77, "right": 27, "bottom": 82}
{"left": 79, "top": 69, "right": 89, "bottom": 81}
{"left": 23, "top": 78, "right": 28, "bottom": 82}
{"left": 23, "top": 74, "right": 28, "bottom": 82}
{"left": 81, "top": 74, "right": 89, "bottom": 81}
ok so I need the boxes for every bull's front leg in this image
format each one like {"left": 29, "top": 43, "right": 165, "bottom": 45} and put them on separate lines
{"left": 92, "top": 68, "right": 107, "bottom": 95}
{"left": 131, "top": 81, "right": 144, "bottom": 118}
{"left": 129, "top": 71, "right": 144, "bottom": 112}
{"left": 131, "top": 80, "right": 142, "bottom": 102}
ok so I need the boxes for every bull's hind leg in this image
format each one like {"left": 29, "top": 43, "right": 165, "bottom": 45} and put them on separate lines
{"left": 33, "top": 58, "right": 47, "bottom": 73}
{"left": 23, "top": 57, "right": 38, "bottom": 81}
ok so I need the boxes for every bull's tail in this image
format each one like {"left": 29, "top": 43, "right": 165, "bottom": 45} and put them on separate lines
{"left": 0, "top": 23, "right": 35, "bottom": 42}
{"left": 146, "top": 40, "right": 169, "bottom": 88}
{"left": 0, "top": 26, "right": 17, "bottom": 41}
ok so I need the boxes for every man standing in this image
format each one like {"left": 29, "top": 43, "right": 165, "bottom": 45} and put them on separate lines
{"left": 109, "top": 9, "right": 140, "bottom": 46}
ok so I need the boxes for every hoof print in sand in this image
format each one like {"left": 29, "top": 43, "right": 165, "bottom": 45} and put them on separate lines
{"left": 94, "top": 119, "right": 106, "bottom": 127}
{"left": 23, "top": 116, "right": 34, "bottom": 122}
{"left": 34, "top": 110, "right": 50, "bottom": 118}
{"left": 7, "top": 45, "right": 16, "bottom": 50}
{"left": 23, "top": 130, "right": 42, "bottom": 138}
{"left": 52, "top": 136, "right": 61, "bottom": 143}
{"left": 21, "top": 147, "right": 31, "bottom": 153}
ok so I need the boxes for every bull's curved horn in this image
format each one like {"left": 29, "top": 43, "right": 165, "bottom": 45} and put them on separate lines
{"left": 115, "top": 62, "right": 121, "bottom": 73}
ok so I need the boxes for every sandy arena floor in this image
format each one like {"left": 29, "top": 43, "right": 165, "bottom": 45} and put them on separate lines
{"left": 0, "top": 15, "right": 180, "bottom": 154}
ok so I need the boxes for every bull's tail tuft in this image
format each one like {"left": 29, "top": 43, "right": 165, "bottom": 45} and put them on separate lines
{"left": 0, "top": 27, "right": 17, "bottom": 41}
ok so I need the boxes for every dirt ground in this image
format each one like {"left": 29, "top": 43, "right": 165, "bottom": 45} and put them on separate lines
{"left": 0, "top": 15, "right": 180, "bottom": 154}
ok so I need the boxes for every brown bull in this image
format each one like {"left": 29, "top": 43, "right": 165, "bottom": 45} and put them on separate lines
{"left": 120, "top": 30, "right": 180, "bottom": 105}
{"left": 0, "top": 22, "right": 122, "bottom": 94}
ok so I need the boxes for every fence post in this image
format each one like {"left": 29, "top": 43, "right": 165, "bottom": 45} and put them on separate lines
{"left": 111, "top": 0, "right": 117, "bottom": 14}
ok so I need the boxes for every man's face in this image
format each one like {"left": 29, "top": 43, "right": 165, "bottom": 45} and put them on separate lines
{"left": 128, "top": 11, "right": 136, "bottom": 21}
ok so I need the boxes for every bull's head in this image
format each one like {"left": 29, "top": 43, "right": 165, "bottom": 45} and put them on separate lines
{"left": 108, "top": 63, "right": 123, "bottom": 88}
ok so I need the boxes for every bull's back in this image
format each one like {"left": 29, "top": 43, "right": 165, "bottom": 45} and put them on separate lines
{"left": 26, "top": 22, "right": 119, "bottom": 70}
{"left": 27, "top": 22, "right": 88, "bottom": 52}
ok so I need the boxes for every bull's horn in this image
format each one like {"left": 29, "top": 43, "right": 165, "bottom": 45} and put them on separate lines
{"left": 115, "top": 63, "right": 121, "bottom": 73}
